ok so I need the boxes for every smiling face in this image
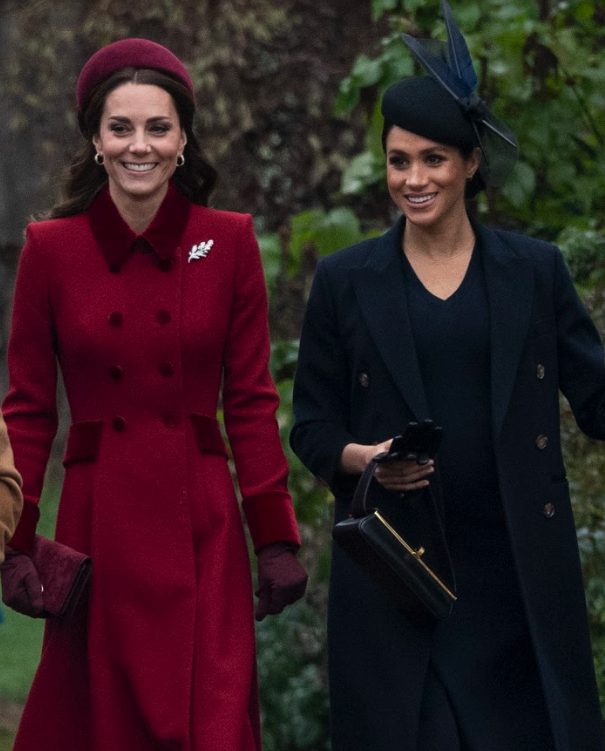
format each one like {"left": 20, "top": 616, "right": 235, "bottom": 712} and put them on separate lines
{"left": 385, "top": 126, "right": 480, "bottom": 232}
{"left": 92, "top": 82, "right": 186, "bottom": 212}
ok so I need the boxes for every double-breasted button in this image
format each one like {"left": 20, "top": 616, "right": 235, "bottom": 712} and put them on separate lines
{"left": 535, "top": 434, "right": 549, "bottom": 450}
{"left": 158, "top": 259, "right": 172, "bottom": 272}
{"left": 359, "top": 372, "right": 370, "bottom": 388}
{"left": 112, "top": 416, "right": 126, "bottom": 432}
{"left": 536, "top": 364, "right": 545, "bottom": 380}
{"left": 108, "top": 365, "right": 123, "bottom": 381}
{"left": 157, "top": 310, "right": 172, "bottom": 324}
{"left": 543, "top": 503, "right": 555, "bottom": 518}
{"left": 159, "top": 362, "right": 174, "bottom": 377}
{"left": 109, "top": 311, "right": 123, "bottom": 327}
{"left": 108, "top": 263, "right": 121, "bottom": 274}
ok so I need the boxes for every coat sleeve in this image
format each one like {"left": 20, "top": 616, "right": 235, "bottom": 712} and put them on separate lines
{"left": 222, "top": 214, "right": 300, "bottom": 552}
{"left": 2, "top": 224, "right": 59, "bottom": 553}
{"left": 290, "top": 260, "right": 359, "bottom": 498}
{"left": 554, "top": 248, "right": 605, "bottom": 439}
{"left": 0, "top": 412, "right": 23, "bottom": 564}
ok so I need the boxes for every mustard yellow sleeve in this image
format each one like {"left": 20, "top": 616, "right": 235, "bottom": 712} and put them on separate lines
{"left": 0, "top": 412, "right": 23, "bottom": 564}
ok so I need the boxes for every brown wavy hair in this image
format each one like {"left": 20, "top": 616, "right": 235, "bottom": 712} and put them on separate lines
{"left": 48, "top": 68, "right": 217, "bottom": 219}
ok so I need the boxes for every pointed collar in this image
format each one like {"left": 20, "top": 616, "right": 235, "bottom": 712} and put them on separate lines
{"left": 87, "top": 180, "right": 191, "bottom": 269}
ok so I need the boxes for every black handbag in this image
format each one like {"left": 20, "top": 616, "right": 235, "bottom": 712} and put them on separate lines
{"left": 332, "top": 454, "right": 456, "bottom": 625}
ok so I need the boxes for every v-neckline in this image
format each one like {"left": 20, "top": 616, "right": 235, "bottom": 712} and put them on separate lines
{"left": 402, "top": 244, "right": 478, "bottom": 306}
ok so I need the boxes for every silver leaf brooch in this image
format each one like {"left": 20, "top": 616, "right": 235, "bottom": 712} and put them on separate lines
{"left": 188, "top": 240, "right": 214, "bottom": 262}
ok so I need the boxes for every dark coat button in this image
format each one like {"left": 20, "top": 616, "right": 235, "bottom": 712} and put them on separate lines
{"left": 359, "top": 372, "right": 370, "bottom": 388}
{"left": 108, "top": 263, "right": 121, "bottom": 274}
{"left": 163, "top": 414, "right": 177, "bottom": 428}
{"left": 543, "top": 503, "right": 555, "bottom": 518}
{"left": 112, "top": 416, "right": 126, "bottom": 432}
{"left": 535, "top": 434, "right": 549, "bottom": 450}
{"left": 108, "top": 365, "right": 123, "bottom": 380}
{"left": 159, "top": 362, "right": 174, "bottom": 377}
{"left": 537, "top": 364, "right": 545, "bottom": 380}
{"left": 158, "top": 259, "right": 172, "bottom": 272}
{"left": 157, "top": 310, "right": 172, "bottom": 324}
{"left": 109, "top": 311, "right": 123, "bottom": 327}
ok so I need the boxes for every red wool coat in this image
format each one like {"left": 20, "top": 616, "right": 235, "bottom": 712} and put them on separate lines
{"left": 4, "top": 182, "right": 300, "bottom": 751}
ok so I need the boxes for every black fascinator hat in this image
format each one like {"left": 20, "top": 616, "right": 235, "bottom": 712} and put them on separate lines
{"left": 382, "top": 0, "right": 517, "bottom": 188}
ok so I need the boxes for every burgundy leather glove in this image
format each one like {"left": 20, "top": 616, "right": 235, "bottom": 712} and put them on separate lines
{"left": 1, "top": 546, "right": 44, "bottom": 617}
{"left": 255, "top": 542, "right": 308, "bottom": 622}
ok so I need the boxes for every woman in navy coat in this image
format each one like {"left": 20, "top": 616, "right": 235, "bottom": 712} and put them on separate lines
{"left": 290, "top": 5, "right": 605, "bottom": 749}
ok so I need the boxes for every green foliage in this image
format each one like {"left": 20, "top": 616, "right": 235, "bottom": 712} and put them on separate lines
{"left": 270, "top": 339, "right": 333, "bottom": 528}
{"left": 257, "top": 601, "right": 330, "bottom": 751}
{"left": 340, "top": 103, "right": 386, "bottom": 196}
{"left": 558, "top": 225, "right": 605, "bottom": 289}
{"left": 259, "top": 207, "right": 381, "bottom": 293}
{"left": 290, "top": 209, "right": 364, "bottom": 263}
{"left": 0, "top": 729, "right": 13, "bottom": 751}
{"left": 257, "top": 233, "right": 282, "bottom": 299}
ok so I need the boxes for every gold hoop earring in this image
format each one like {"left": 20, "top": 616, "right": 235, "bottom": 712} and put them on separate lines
{"left": 176, "top": 154, "right": 185, "bottom": 167}
{"left": 94, "top": 153, "right": 104, "bottom": 166}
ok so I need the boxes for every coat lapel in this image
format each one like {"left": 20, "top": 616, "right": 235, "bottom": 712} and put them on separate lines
{"left": 349, "top": 217, "right": 533, "bottom": 434}
{"left": 478, "top": 224, "right": 534, "bottom": 438}
{"left": 350, "top": 217, "right": 430, "bottom": 421}
{"left": 350, "top": 218, "right": 534, "bottom": 436}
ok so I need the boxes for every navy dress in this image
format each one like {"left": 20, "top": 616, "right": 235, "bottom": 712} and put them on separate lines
{"left": 402, "top": 246, "right": 555, "bottom": 750}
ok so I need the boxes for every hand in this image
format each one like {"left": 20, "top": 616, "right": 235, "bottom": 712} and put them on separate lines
{"left": 1, "top": 546, "right": 44, "bottom": 617}
{"left": 373, "top": 437, "right": 434, "bottom": 493}
{"left": 255, "top": 542, "right": 308, "bottom": 622}
{"left": 341, "top": 439, "right": 434, "bottom": 493}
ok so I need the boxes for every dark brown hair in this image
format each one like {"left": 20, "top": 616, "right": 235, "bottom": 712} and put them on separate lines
{"left": 48, "top": 68, "right": 217, "bottom": 219}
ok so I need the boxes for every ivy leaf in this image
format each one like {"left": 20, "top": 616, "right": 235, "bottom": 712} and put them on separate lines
{"left": 341, "top": 152, "right": 384, "bottom": 195}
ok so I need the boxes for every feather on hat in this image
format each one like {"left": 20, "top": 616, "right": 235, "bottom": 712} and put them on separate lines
{"left": 383, "top": 0, "right": 517, "bottom": 187}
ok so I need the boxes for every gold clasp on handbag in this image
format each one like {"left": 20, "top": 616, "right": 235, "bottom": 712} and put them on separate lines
{"left": 374, "top": 511, "right": 457, "bottom": 601}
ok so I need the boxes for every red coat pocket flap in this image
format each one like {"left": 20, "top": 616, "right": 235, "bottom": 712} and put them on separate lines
{"left": 190, "top": 413, "right": 228, "bottom": 458}
{"left": 63, "top": 421, "right": 104, "bottom": 467}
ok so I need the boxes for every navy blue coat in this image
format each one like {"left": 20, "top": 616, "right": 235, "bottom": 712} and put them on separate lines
{"left": 291, "top": 216, "right": 605, "bottom": 750}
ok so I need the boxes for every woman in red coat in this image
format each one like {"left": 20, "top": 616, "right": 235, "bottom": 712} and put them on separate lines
{"left": 1, "top": 39, "right": 307, "bottom": 751}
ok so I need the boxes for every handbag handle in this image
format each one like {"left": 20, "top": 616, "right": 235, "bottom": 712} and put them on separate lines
{"left": 350, "top": 454, "right": 387, "bottom": 518}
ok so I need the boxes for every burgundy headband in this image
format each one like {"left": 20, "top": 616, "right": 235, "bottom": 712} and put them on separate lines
{"left": 76, "top": 38, "right": 194, "bottom": 115}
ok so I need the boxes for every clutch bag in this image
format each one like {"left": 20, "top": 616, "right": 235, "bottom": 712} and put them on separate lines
{"left": 332, "top": 457, "right": 456, "bottom": 624}
{"left": 32, "top": 535, "right": 92, "bottom": 618}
